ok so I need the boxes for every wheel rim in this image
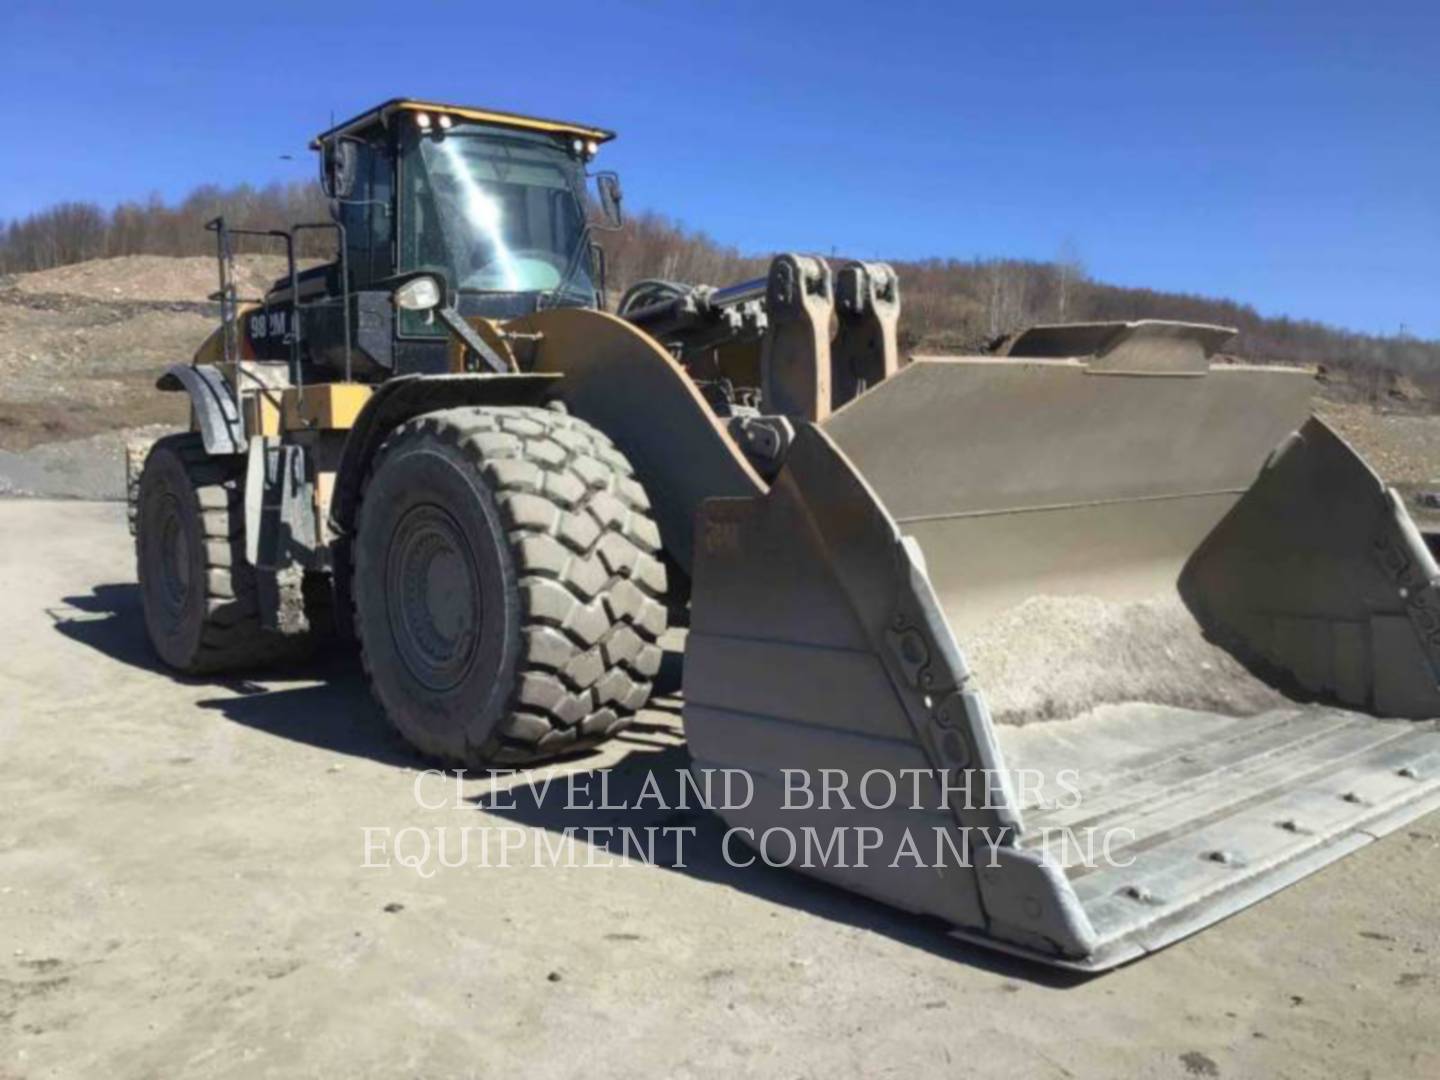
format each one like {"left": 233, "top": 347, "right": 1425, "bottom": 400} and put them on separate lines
{"left": 154, "top": 492, "right": 191, "bottom": 618}
{"left": 386, "top": 504, "right": 483, "bottom": 692}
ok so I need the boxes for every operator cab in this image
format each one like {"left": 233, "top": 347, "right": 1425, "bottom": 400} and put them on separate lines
{"left": 252, "top": 98, "right": 624, "bottom": 379}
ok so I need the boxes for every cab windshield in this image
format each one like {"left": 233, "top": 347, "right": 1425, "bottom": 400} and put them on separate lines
{"left": 400, "top": 125, "right": 594, "bottom": 300}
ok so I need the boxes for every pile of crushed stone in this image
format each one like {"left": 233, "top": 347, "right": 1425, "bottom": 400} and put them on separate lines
{"left": 963, "top": 592, "right": 1290, "bottom": 726}
{"left": 2, "top": 255, "right": 297, "bottom": 305}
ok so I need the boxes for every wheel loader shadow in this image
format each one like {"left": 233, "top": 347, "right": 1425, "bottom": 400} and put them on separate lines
{"left": 471, "top": 737, "right": 1088, "bottom": 986}
{"left": 50, "top": 582, "right": 175, "bottom": 675}
{"left": 51, "top": 583, "right": 1081, "bottom": 981}
{"left": 50, "top": 582, "right": 683, "bottom": 771}
{"left": 50, "top": 581, "right": 421, "bottom": 768}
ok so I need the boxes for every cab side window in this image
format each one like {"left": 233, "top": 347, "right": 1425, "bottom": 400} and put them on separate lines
{"left": 338, "top": 142, "right": 393, "bottom": 289}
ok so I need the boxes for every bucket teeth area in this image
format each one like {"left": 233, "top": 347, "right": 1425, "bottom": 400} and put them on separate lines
{"left": 1002, "top": 704, "right": 1440, "bottom": 962}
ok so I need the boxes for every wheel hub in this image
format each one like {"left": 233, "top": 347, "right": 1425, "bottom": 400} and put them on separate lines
{"left": 386, "top": 505, "right": 482, "bottom": 692}
{"left": 155, "top": 493, "right": 190, "bottom": 616}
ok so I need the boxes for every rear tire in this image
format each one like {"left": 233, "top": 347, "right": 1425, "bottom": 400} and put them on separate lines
{"left": 353, "top": 405, "right": 668, "bottom": 765}
{"left": 135, "top": 433, "right": 286, "bottom": 672}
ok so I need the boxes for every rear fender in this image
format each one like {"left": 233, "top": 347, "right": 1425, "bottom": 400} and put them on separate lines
{"left": 156, "top": 363, "right": 245, "bottom": 456}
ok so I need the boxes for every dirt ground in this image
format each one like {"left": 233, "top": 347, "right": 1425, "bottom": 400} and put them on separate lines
{"left": 1315, "top": 399, "right": 1440, "bottom": 528}
{"left": 0, "top": 256, "right": 294, "bottom": 455}
{"left": 1, "top": 499, "right": 1437, "bottom": 1079}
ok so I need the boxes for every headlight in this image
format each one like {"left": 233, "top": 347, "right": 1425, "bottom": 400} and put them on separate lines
{"left": 393, "top": 275, "right": 442, "bottom": 311}
{"left": 415, "top": 111, "right": 432, "bottom": 130}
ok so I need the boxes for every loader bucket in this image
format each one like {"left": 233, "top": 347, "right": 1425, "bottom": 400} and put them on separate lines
{"left": 684, "top": 353, "right": 1440, "bottom": 970}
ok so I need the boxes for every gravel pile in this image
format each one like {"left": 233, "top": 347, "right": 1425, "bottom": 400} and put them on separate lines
{"left": 964, "top": 592, "right": 1289, "bottom": 726}
{"left": 2, "top": 254, "right": 294, "bottom": 304}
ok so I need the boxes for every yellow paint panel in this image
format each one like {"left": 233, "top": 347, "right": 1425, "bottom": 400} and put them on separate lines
{"left": 243, "top": 392, "right": 281, "bottom": 438}
{"left": 194, "top": 306, "right": 260, "bottom": 367}
{"left": 314, "top": 470, "right": 337, "bottom": 543}
{"left": 281, "top": 383, "right": 372, "bottom": 431}
{"left": 192, "top": 324, "right": 227, "bottom": 368}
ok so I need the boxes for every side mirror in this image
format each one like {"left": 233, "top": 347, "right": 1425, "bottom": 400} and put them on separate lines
{"left": 321, "top": 139, "right": 359, "bottom": 199}
{"left": 595, "top": 171, "right": 623, "bottom": 229}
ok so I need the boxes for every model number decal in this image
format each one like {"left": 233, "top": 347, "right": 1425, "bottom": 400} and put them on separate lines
{"left": 248, "top": 310, "right": 289, "bottom": 340}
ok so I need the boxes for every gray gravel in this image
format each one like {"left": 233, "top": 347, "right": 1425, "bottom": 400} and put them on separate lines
{"left": 0, "top": 425, "right": 168, "bottom": 500}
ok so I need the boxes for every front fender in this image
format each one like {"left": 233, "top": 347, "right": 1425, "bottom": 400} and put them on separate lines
{"left": 328, "top": 372, "right": 561, "bottom": 537}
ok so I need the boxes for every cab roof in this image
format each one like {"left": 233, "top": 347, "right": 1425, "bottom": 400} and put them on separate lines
{"left": 309, "top": 98, "right": 615, "bottom": 149}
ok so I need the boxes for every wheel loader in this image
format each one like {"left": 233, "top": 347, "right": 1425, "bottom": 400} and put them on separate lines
{"left": 131, "top": 98, "right": 1440, "bottom": 970}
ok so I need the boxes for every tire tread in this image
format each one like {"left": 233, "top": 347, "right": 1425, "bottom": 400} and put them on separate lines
{"left": 139, "top": 433, "right": 295, "bottom": 673}
{"left": 354, "top": 405, "right": 668, "bottom": 765}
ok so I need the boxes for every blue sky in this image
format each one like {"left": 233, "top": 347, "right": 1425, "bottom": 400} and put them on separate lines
{"left": 2, "top": 0, "right": 1436, "bottom": 338}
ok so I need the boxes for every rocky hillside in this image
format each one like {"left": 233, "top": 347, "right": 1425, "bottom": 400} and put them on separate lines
{"left": 0, "top": 254, "right": 1436, "bottom": 512}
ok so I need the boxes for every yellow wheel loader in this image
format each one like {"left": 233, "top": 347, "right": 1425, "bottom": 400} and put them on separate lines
{"left": 132, "top": 98, "right": 1440, "bottom": 970}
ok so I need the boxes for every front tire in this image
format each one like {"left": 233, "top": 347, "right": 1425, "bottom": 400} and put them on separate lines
{"left": 353, "top": 405, "right": 668, "bottom": 765}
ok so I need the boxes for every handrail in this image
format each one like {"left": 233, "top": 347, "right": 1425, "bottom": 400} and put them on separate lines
{"left": 201, "top": 217, "right": 355, "bottom": 406}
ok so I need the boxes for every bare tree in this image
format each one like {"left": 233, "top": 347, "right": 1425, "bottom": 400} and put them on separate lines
{"left": 2, "top": 184, "right": 1436, "bottom": 399}
{"left": 1055, "top": 237, "right": 1086, "bottom": 321}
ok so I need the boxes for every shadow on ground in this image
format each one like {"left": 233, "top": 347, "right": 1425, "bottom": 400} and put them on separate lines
{"left": 51, "top": 581, "right": 417, "bottom": 767}
{"left": 469, "top": 735, "right": 1086, "bottom": 986}
{"left": 51, "top": 580, "right": 1085, "bottom": 986}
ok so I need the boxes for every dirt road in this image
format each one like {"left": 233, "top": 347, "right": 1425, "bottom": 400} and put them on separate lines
{"left": 2, "top": 499, "right": 1437, "bottom": 1079}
